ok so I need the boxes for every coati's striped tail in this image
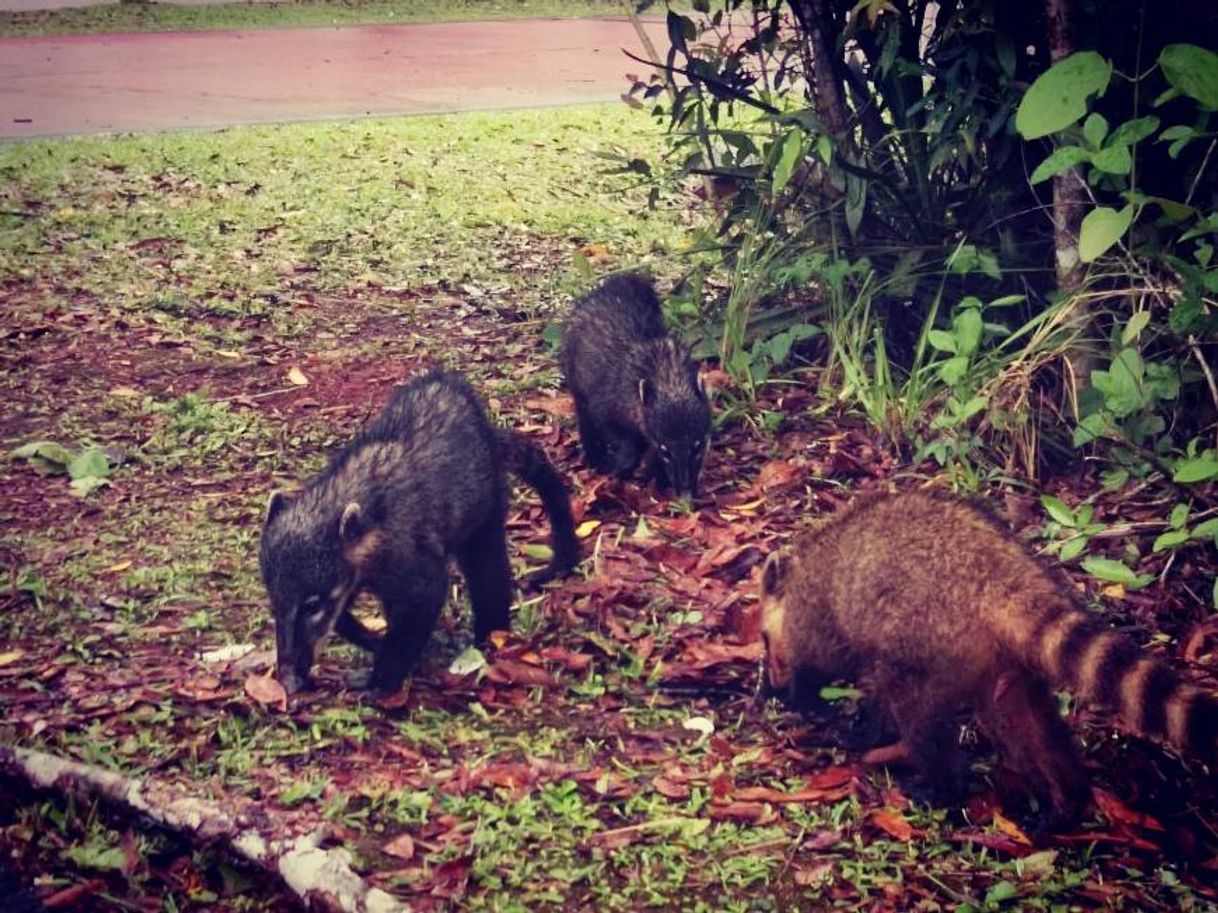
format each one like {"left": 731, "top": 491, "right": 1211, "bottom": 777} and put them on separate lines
{"left": 500, "top": 430, "right": 579, "bottom": 583}
{"left": 997, "top": 600, "right": 1218, "bottom": 765}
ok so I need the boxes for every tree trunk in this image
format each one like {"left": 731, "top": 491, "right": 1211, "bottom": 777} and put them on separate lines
{"left": 1045, "top": 0, "right": 1093, "bottom": 412}
{"left": 789, "top": 0, "right": 849, "bottom": 141}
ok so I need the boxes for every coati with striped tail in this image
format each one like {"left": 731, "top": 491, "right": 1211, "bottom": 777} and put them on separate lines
{"left": 759, "top": 490, "right": 1218, "bottom": 833}
{"left": 260, "top": 370, "right": 579, "bottom": 696}
{"left": 561, "top": 273, "right": 710, "bottom": 498}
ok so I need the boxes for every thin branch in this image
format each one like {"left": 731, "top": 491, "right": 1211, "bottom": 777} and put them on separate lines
{"left": 1189, "top": 334, "right": 1218, "bottom": 452}
{"left": 0, "top": 745, "right": 406, "bottom": 913}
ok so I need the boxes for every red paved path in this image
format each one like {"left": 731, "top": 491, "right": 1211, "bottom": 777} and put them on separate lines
{"left": 0, "top": 18, "right": 668, "bottom": 138}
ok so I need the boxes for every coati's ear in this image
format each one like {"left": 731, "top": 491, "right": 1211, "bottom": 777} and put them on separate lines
{"left": 339, "top": 502, "right": 363, "bottom": 543}
{"left": 761, "top": 551, "right": 789, "bottom": 597}
{"left": 638, "top": 378, "right": 655, "bottom": 406}
{"left": 265, "top": 490, "right": 295, "bottom": 524}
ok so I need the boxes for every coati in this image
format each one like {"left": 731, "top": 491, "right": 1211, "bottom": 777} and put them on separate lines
{"left": 759, "top": 490, "right": 1218, "bottom": 833}
{"left": 561, "top": 273, "right": 711, "bottom": 498}
{"left": 259, "top": 369, "right": 579, "bottom": 695}
{"left": 0, "top": 861, "right": 43, "bottom": 913}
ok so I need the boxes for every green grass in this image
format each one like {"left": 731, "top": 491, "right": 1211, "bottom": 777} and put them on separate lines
{"left": 0, "top": 0, "right": 644, "bottom": 39}
{"left": 0, "top": 104, "right": 682, "bottom": 338}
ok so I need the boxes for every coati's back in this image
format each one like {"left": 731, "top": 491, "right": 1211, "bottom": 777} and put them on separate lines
{"left": 784, "top": 492, "right": 1064, "bottom": 691}
{"left": 561, "top": 273, "right": 667, "bottom": 393}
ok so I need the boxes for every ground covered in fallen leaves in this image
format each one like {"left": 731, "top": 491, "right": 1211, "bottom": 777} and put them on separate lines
{"left": 2, "top": 105, "right": 1218, "bottom": 912}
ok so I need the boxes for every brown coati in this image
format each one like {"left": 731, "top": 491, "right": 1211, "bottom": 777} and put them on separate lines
{"left": 759, "top": 490, "right": 1218, "bottom": 833}
{"left": 259, "top": 369, "right": 579, "bottom": 695}
{"left": 560, "top": 273, "right": 711, "bottom": 498}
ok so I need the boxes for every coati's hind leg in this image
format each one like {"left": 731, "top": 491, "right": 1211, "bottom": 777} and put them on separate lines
{"left": 368, "top": 563, "right": 448, "bottom": 694}
{"left": 984, "top": 670, "right": 1090, "bottom": 835}
{"left": 878, "top": 669, "right": 969, "bottom": 809}
{"left": 456, "top": 518, "right": 514, "bottom": 643}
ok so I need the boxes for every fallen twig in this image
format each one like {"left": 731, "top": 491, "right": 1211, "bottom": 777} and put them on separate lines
{"left": 0, "top": 745, "right": 407, "bottom": 913}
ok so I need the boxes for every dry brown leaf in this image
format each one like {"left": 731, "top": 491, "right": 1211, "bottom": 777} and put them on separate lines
{"left": 992, "top": 811, "right": 1033, "bottom": 846}
{"left": 244, "top": 672, "right": 288, "bottom": 712}
{"left": 870, "top": 808, "right": 916, "bottom": 841}
{"left": 286, "top": 366, "right": 309, "bottom": 386}
{"left": 382, "top": 833, "right": 416, "bottom": 862}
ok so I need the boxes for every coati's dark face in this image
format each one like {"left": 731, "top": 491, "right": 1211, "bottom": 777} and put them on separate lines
{"left": 639, "top": 369, "right": 711, "bottom": 499}
{"left": 260, "top": 493, "right": 364, "bottom": 694}
{"left": 759, "top": 551, "right": 794, "bottom": 697}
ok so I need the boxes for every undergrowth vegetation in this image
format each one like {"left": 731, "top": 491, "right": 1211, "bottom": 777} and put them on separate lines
{"left": 622, "top": 0, "right": 1218, "bottom": 594}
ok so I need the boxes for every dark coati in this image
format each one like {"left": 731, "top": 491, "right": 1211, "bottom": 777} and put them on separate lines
{"left": 561, "top": 273, "right": 711, "bottom": 498}
{"left": 759, "top": 490, "right": 1218, "bottom": 833}
{"left": 259, "top": 370, "right": 579, "bottom": 695}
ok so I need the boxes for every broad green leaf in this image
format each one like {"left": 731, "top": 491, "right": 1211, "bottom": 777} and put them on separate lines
{"left": 1060, "top": 537, "right": 1089, "bottom": 562}
{"left": 523, "top": 543, "right": 553, "bottom": 561}
{"left": 952, "top": 308, "right": 983, "bottom": 357}
{"left": 819, "top": 685, "right": 862, "bottom": 702}
{"left": 11, "top": 440, "right": 72, "bottom": 467}
{"left": 938, "top": 356, "right": 969, "bottom": 385}
{"left": 67, "top": 448, "right": 110, "bottom": 481}
{"left": 1041, "top": 495, "right": 1076, "bottom": 527}
{"left": 1153, "top": 529, "right": 1189, "bottom": 553}
{"left": 1120, "top": 310, "right": 1150, "bottom": 345}
{"left": 1091, "top": 144, "right": 1131, "bottom": 175}
{"left": 1108, "top": 115, "right": 1160, "bottom": 147}
{"left": 985, "top": 881, "right": 1020, "bottom": 905}
{"left": 63, "top": 843, "right": 128, "bottom": 872}
{"left": 69, "top": 476, "right": 111, "bottom": 499}
{"left": 1081, "top": 556, "right": 1140, "bottom": 585}
{"left": 1174, "top": 457, "right": 1218, "bottom": 483}
{"left": 1015, "top": 52, "right": 1112, "bottom": 140}
{"left": 1169, "top": 502, "right": 1190, "bottom": 529}
{"left": 1159, "top": 44, "right": 1218, "bottom": 110}
{"left": 448, "top": 646, "right": 488, "bottom": 676}
{"left": 1190, "top": 518, "right": 1218, "bottom": 540}
{"left": 1083, "top": 113, "right": 1109, "bottom": 148}
{"left": 1030, "top": 146, "right": 1091, "bottom": 184}
{"left": 926, "top": 330, "right": 957, "bottom": 353}
{"left": 1079, "top": 205, "right": 1133, "bottom": 262}
{"left": 771, "top": 128, "right": 805, "bottom": 195}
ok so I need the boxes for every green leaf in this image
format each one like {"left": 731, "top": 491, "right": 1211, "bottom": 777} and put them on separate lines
{"left": 1108, "top": 115, "right": 1160, "bottom": 147}
{"left": 985, "top": 881, "right": 1019, "bottom": 905}
{"left": 1083, "top": 113, "right": 1109, "bottom": 148}
{"left": 1060, "top": 536, "right": 1089, "bottom": 562}
{"left": 771, "top": 128, "right": 805, "bottom": 195}
{"left": 1015, "top": 51, "right": 1112, "bottom": 140}
{"left": 69, "top": 476, "right": 111, "bottom": 499}
{"left": 1121, "top": 310, "right": 1150, "bottom": 345}
{"left": 1174, "top": 457, "right": 1218, "bottom": 483}
{"left": 67, "top": 448, "right": 110, "bottom": 481}
{"left": 1029, "top": 146, "right": 1091, "bottom": 184}
{"left": 1041, "top": 495, "right": 1076, "bottom": 527}
{"left": 937, "top": 356, "right": 969, "bottom": 385}
{"left": 11, "top": 440, "right": 72, "bottom": 467}
{"left": 1190, "top": 518, "right": 1218, "bottom": 540}
{"left": 927, "top": 330, "right": 957, "bottom": 353}
{"left": 1081, "top": 556, "right": 1141, "bottom": 586}
{"left": 1079, "top": 205, "right": 1133, "bottom": 262}
{"left": 1159, "top": 44, "right": 1218, "bottom": 110}
{"left": 523, "top": 543, "right": 554, "bottom": 561}
{"left": 819, "top": 685, "right": 862, "bottom": 702}
{"left": 952, "top": 308, "right": 983, "bottom": 357}
{"left": 1153, "top": 529, "right": 1189, "bottom": 553}
{"left": 63, "top": 843, "right": 128, "bottom": 873}
{"left": 1169, "top": 502, "right": 1190, "bottom": 529}
{"left": 541, "top": 321, "right": 563, "bottom": 349}
{"left": 1091, "top": 144, "right": 1131, "bottom": 175}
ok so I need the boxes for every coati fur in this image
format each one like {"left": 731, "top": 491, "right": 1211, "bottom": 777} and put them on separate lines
{"left": 561, "top": 273, "right": 711, "bottom": 498}
{"left": 759, "top": 490, "right": 1218, "bottom": 833}
{"left": 259, "top": 369, "right": 579, "bottom": 695}
{"left": 0, "top": 861, "right": 43, "bottom": 913}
